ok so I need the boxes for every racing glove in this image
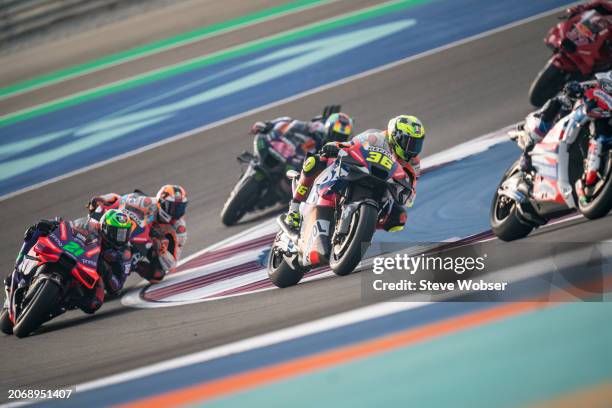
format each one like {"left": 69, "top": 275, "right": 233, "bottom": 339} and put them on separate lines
{"left": 87, "top": 197, "right": 103, "bottom": 214}
{"left": 320, "top": 142, "right": 350, "bottom": 158}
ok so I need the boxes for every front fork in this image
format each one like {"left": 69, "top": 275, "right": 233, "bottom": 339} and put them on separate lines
{"left": 5, "top": 226, "right": 42, "bottom": 312}
{"left": 584, "top": 137, "right": 604, "bottom": 186}
{"left": 6, "top": 267, "right": 31, "bottom": 323}
{"left": 576, "top": 135, "right": 610, "bottom": 202}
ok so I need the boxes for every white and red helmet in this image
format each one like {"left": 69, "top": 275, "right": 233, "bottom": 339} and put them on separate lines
{"left": 156, "top": 185, "right": 188, "bottom": 223}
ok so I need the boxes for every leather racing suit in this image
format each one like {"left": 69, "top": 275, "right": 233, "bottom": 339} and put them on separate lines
{"left": 291, "top": 129, "right": 420, "bottom": 232}
{"left": 88, "top": 192, "right": 187, "bottom": 283}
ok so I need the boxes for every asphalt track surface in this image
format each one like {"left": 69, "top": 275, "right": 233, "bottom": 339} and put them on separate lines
{"left": 1, "top": 3, "right": 610, "bottom": 402}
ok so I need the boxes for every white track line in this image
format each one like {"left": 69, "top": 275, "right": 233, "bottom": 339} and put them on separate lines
{"left": 75, "top": 301, "right": 428, "bottom": 393}
{"left": 72, "top": 216, "right": 607, "bottom": 395}
{"left": 0, "top": 4, "right": 573, "bottom": 203}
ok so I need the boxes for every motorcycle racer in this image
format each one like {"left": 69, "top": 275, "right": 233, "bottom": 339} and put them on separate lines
{"left": 518, "top": 71, "right": 612, "bottom": 171}
{"left": 284, "top": 114, "right": 424, "bottom": 233}
{"left": 73, "top": 209, "right": 133, "bottom": 299}
{"left": 4, "top": 210, "right": 132, "bottom": 314}
{"left": 250, "top": 105, "right": 354, "bottom": 170}
{"left": 87, "top": 185, "right": 188, "bottom": 283}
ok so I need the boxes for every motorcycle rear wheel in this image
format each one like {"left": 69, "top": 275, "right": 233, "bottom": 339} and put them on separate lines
{"left": 221, "top": 175, "right": 262, "bottom": 226}
{"left": 13, "top": 278, "right": 61, "bottom": 338}
{"left": 330, "top": 204, "right": 377, "bottom": 276}
{"left": 529, "top": 61, "right": 568, "bottom": 107}
{"left": 0, "top": 308, "right": 13, "bottom": 335}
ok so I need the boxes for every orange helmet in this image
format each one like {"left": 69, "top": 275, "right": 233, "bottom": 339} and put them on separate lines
{"left": 156, "top": 185, "right": 188, "bottom": 223}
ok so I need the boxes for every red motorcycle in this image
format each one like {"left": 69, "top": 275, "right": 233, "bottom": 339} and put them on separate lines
{"left": 1, "top": 220, "right": 102, "bottom": 337}
{"left": 529, "top": 8, "right": 611, "bottom": 107}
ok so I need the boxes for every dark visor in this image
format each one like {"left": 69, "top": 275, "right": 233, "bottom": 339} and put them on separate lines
{"left": 106, "top": 226, "right": 129, "bottom": 246}
{"left": 396, "top": 133, "right": 423, "bottom": 157}
{"left": 162, "top": 201, "right": 188, "bottom": 219}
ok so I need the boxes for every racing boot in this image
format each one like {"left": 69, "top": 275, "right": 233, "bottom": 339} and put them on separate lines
{"left": 135, "top": 258, "right": 166, "bottom": 284}
{"left": 77, "top": 279, "right": 105, "bottom": 314}
{"left": 284, "top": 201, "right": 301, "bottom": 231}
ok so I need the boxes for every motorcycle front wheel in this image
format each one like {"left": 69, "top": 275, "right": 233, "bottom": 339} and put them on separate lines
{"left": 330, "top": 204, "right": 377, "bottom": 276}
{"left": 490, "top": 189, "right": 534, "bottom": 242}
{"left": 267, "top": 237, "right": 307, "bottom": 288}
{"left": 13, "top": 276, "right": 61, "bottom": 338}
{"left": 578, "top": 154, "right": 612, "bottom": 219}
{"left": 221, "top": 174, "right": 262, "bottom": 226}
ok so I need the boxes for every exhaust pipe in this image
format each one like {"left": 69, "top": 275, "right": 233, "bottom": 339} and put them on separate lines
{"left": 276, "top": 215, "right": 299, "bottom": 243}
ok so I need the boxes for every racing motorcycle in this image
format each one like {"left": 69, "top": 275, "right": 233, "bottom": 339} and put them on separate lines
{"left": 267, "top": 140, "right": 412, "bottom": 287}
{"left": 1, "top": 220, "right": 103, "bottom": 337}
{"left": 221, "top": 105, "right": 342, "bottom": 226}
{"left": 529, "top": 8, "right": 611, "bottom": 106}
{"left": 92, "top": 193, "right": 178, "bottom": 277}
{"left": 491, "top": 89, "right": 612, "bottom": 241}
{"left": 220, "top": 133, "right": 302, "bottom": 226}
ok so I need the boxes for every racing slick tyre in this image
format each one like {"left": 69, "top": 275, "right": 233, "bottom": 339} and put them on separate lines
{"left": 0, "top": 308, "right": 13, "bottom": 335}
{"left": 529, "top": 61, "right": 567, "bottom": 107}
{"left": 330, "top": 204, "right": 377, "bottom": 276}
{"left": 267, "top": 245, "right": 306, "bottom": 288}
{"left": 578, "top": 159, "right": 612, "bottom": 220}
{"left": 13, "top": 278, "right": 60, "bottom": 338}
{"left": 221, "top": 175, "right": 261, "bottom": 226}
{"left": 490, "top": 189, "right": 534, "bottom": 242}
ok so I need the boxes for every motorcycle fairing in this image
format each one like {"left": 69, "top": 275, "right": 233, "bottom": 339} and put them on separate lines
{"left": 48, "top": 222, "right": 100, "bottom": 289}
{"left": 314, "top": 161, "right": 348, "bottom": 199}
{"left": 296, "top": 202, "right": 333, "bottom": 267}
{"left": 314, "top": 144, "right": 399, "bottom": 200}
{"left": 531, "top": 105, "right": 590, "bottom": 209}
{"left": 8, "top": 221, "right": 101, "bottom": 323}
